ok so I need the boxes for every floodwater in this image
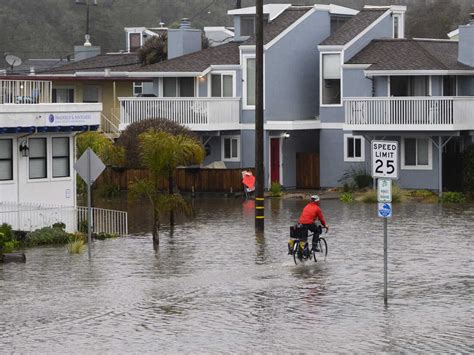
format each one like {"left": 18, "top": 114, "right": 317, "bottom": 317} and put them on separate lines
{"left": 1, "top": 197, "right": 473, "bottom": 353}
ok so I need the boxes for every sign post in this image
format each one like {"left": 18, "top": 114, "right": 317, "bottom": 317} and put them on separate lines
{"left": 74, "top": 148, "right": 106, "bottom": 259}
{"left": 372, "top": 141, "right": 398, "bottom": 305}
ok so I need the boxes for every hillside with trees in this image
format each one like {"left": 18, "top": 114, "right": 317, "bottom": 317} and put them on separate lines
{"left": 0, "top": 0, "right": 471, "bottom": 61}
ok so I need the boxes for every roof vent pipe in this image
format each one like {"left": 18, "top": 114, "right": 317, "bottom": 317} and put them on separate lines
{"left": 470, "top": 13, "right": 474, "bottom": 25}
{"left": 180, "top": 18, "right": 191, "bottom": 29}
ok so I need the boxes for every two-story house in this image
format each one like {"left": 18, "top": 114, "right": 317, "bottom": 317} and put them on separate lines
{"left": 119, "top": 4, "right": 358, "bottom": 189}
{"left": 318, "top": 6, "right": 474, "bottom": 193}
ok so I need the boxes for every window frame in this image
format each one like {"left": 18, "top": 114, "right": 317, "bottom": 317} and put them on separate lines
{"left": 162, "top": 77, "right": 196, "bottom": 98}
{"left": 221, "top": 135, "right": 240, "bottom": 162}
{"left": 240, "top": 16, "right": 255, "bottom": 37}
{"left": 0, "top": 138, "right": 13, "bottom": 182}
{"left": 129, "top": 32, "right": 142, "bottom": 52}
{"left": 52, "top": 86, "right": 75, "bottom": 103}
{"left": 320, "top": 51, "right": 343, "bottom": 107}
{"left": 133, "top": 82, "right": 144, "bottom": 96}
{"left": 242, "top": 54, "right": 256, "bottom": 109}
{"left": 208, "top": 71, "right": 236, "bottom": 98}
{"left": 401, "top": 137, "right": 433, "bottom": 170}
{"left": 392, "top": 13, "right": 404, "bottom": 39}
{"left": 343, "top": 134, "right": 365, "bottom": 162}
{"left": 52, "top": 137, "right": 71, "bottom": 179}
{"left": 442, "top": 76, "right": 458, "bottom": 97}
{"left": 28, "top": 137, "right": 48, "bottom": 180}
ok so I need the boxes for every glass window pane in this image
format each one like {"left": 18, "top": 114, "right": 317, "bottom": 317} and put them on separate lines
{"left": 417, "top": 139, "right": 429, "bottom": 165}
{"left": 53, "top": 158, "right": 69, "bottom": 178}
{"left": 393, "top": 16, "right": 399, "bottom": 38}
{"left": 0, "top": 161, "right": 12, "bottom": 180}
{"left": 223, "top": 75, "right": 233, "bottom": 97}
{"left": 179, "top": 77, "right": 194, "bottom": 97}
{"left": 211, "top": 74, "right": 221, "bottom": 97}
{"left": 29, "top": 138, "right": 46, "bottom": 158}
{"left": 83, "top": 85, "right": 100, "bottom": 103}
{"left": 405, "top": 138, "right": 417, "bottom": 166}
{"left": 241, "top": 17, "right": 255, "bottom": 36}
{"left": 163, "top": 78, "right": 177, "bottom": 97}
{"left": 323, "top": 79, "right": 341, "bottom": 105}
{"left": 224, "top": 138, "right": 231, "bottom": 159}
{"left": 0, "top": 139, "right": 12, "bottom": 159}
{"left": 52, "top": 137, "right": 69, "bottom": 157}
{"left": 29, "top": 159, "right": 46, "bottom": 179}
{"left": 355, "top": 138, "right": 362, "bottom": 157}
{"left": 323, "top": 54, "right": 341, "bottom": 79}
{"left": 246, "top": 58, "right": 256, "bottom": 106}
{"left": 231, "top": 139, "right": 238, "bottom": 158}
{"left": 347, "top": 137, "right": 354, "bottom": 158}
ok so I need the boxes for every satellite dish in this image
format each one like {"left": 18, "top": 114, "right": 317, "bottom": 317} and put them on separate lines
{"left": 5, "top": 54, "right": 22, "bottom": 68}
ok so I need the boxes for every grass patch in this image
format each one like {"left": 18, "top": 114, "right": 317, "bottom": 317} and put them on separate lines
{"left": 270, "top": 182, "right": 283, "bottom": 197}
{"left": 340, "top": 192, "right": 354, "bottom": 203}
{"left": 67, "top": 239, "right": 86, "bottom": 254}
{"left": 441, "top": 191, "right": 465, "bottom": 204}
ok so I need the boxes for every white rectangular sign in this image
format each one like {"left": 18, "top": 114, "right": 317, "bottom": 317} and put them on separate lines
{"left": 372, "top": 141, "right": 398, "bottom": 179}
{"left": 377, "top": 178, "right": 392, "bottom": 203}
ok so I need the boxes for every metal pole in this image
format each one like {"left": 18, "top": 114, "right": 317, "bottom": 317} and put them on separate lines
{"left": 87, "top": 149, "right": 92, "bottom": 259}
{"left": 86, "top": 0, "right": 90, "bottom": 38}
{"left": 438, "top": 136, "right": 442, "bottom": 198}
{"left": 255, "top": 0, "right": 264, "bottom": 231}
{"left": 384, "top": 217, "right": 388, "bottom": 305}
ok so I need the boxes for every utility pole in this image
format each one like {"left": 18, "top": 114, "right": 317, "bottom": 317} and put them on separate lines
{"left": 255, "top": 0, "right": 264, "bottom": 231}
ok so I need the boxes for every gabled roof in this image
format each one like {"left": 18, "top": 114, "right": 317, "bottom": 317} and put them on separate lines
{"left": 321, "top": 8, "right": 387, "bottom": 46}
{"left": 133, "top": 41, "right": 240, "bottom": 73}
{"left": 347, "top": 39, "right": 473, "bottom": 71}
{"left": 228, "top": 4, "right": 291, "bottom": 22}
{"left": 0, "top": 58, "right": 71, "bottom": 75}
{"left": 42, "top": 53, "right": 141, "bottom": 74}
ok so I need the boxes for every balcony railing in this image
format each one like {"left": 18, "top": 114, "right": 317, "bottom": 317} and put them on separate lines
{"left": 0, "top": 80, "right": 52, "bottom": 104}
{"left": 344, "top": 97, "right": 474, "bottom": 130}
{"left": 118, "top": 97, "right": 241, "bottom": 130}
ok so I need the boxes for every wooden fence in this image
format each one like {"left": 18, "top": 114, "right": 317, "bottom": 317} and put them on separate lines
{"left": 97, "top": 168, "right": 255, "bottom": 192}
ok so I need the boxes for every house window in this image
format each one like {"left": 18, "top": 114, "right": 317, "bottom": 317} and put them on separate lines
{"left": 29, "top": 138, "right": 47, "bottom": 179}
{"left": 163, "top": 78, "right": 195, "bottom": 97}
{"left": 133, "top": 82, "right": 143, "bottom": 96}
{"left": 402, "top": 138, "right": 432, "bottom": 170}
{"left": 241, "top": 17, "right": 255, "bottom": 36}
{"left": 222, "top": 136, "right": 240, "bottom": 161}
{"left": 390, "top": 76, "right": 429, "bottom": 97}
{"left": 129, "top": 33, "right": 141, "bottom": 52}
{"left": 52, "top": 88, "right": 74, "bottom": 103}
{"left": 52, "top": 137, "right": 70, "bottom": 178}
{"left": 322, "top": 53, "right": 341, "bottom": 105}
{"left": 393, "top": 15, "right": 400, "bottom": 38}
{"left": 0, "top": 139, "right": 13, "bottom": 181}
{"left": 443, "top": 76, "right": 457, "bottom": 96}
{"left": 245, "top": 57, "right": 256, "bottom": 107}
{"left": 211, "top": 74, "right": 233, "bottom": 97}
{"left": 344, "top": 134, "right": 365, "bottom": 162}
{"left": 83, "top": 85, "right": 100, "bottom": 103}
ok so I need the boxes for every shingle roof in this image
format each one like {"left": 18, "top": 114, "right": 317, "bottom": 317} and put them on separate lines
{"left": 43, "top": 53, "right": 141, "bottom": 74}
{"left": 321, "top": 8, "right": 387, "bottom": 46}
{"left": 347, "top": 39, "right": 473, "bottom": 71}
{"left": 0, "top": 58, "right": 70, "bottom": 75}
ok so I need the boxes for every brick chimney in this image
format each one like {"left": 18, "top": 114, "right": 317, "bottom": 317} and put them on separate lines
{"left": 167, "top": 18, "right": 202, "bottom": 60}
{"left": 458, "top": 13, "right": 474, "bottom": 67}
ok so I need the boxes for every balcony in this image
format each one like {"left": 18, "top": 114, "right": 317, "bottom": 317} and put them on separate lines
{"left": 118, "top": 97, "right": 241, "bottom": 131}
{"left": 344, "top": 97, "right": 474, "bottom": 131}
{"left": 1, "top": 79, "right": 51, "bottom": 104}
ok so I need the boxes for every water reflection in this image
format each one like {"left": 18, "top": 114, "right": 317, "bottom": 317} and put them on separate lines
{"left": 1, "top": 197, "right": 473, "bottom": 353}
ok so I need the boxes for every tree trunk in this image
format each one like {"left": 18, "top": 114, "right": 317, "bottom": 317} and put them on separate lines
{"left": 169, "top": 173, "right": 175, "bottom": 226}
{"left": 152, "top": 207, "right": 160, "bottom": 248}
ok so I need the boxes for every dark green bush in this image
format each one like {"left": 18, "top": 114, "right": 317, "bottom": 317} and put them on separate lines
{"left": 52, "top": 222, "right": 66, "bottom": 230}
{"left": 441, "top": 191, "right": 465, "bottom": 204}
{"left": 0, "top": 224, "right": 18, "bottom": 254}
{"left": 339, "top": 166, "right": 372, "bottom": 189}
{"left": 0, "top": 223, "right": 14, "bottom": 241}
{"left": 24, "top": 227, "right": 70, "bottom": 247}
{"left": 340, "top": 192, "right": 354, "bottom": 203}
{"left": 463, "top": 144, "right": 474, "bottom": 196}
{"left": 94, "top": 232, "right": 118, "bottom": 240}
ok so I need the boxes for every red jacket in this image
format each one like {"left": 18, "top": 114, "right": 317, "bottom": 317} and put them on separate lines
{"left": 298, "top": 202, "right": 326, "bottom": 226}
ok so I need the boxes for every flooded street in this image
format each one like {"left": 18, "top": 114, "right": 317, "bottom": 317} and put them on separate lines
{"left": 1, "top": 197, "right": 473, "bottom": 353}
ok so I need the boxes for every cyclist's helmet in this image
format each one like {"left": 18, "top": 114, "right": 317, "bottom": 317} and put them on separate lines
{"left": 310, "top": 194, "right": 320, "bottom": 202}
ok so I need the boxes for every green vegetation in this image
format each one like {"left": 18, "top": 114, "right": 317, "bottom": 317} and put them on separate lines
{"left": 94, "top": 232, "right": 119, "bottom": 240}
{"left": 340, "top": 192, "right": 354, "bottom": 203}
{"left": 0, "top": 224, "right": 18, "bottom": 254}
{"left": 359, "top": 185, "right": 402, "bottom": 203}
{"left": 339, "top": 166, "right": 373, "bottom": 190}
{"left": 463, "top": 144, "right": 474, "bottom": 197}
{"left": 360, "top": 190, "right": 377, "bottom": 203}
{"left": 441, "top": 192, "right": 465, "bottom": 204}
{"left": 24, "top": 226, "right": 71, "bottom": 247}
{"left": 407, "top": 190, "right": 438, "bottom": 203}
{"left": 67, "top": 239, "right": 86, "bottom": 254}
{"left": 96, "top": 182, "right": 121, "bottom": 199}
{"left": 129, "top": 129, "right": 204, "bottom": 245}
{"left": 270, "top": 182, "right": 283, "bottom": 197}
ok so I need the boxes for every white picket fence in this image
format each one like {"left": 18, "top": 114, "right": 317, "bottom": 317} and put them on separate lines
{"left": 0, "top": 202, "right": 128, "bottom": 236}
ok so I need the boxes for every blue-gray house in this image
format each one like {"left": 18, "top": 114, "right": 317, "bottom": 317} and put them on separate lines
{"left": 120, "top": 4, "right": 358, "bottom": 189}
{"left": 318, "top": 5, "right": 474, "bottom": 192}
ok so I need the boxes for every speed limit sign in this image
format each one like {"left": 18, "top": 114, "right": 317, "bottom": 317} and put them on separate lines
{"left": 372, "top": 141, "right": 398, "bottom": 179}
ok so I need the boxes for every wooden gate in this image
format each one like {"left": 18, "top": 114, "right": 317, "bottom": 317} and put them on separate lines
{"left": 296, "top": 153, "right": 320, "bottom": 189}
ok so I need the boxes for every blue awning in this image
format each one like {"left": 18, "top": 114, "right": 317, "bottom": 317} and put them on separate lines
{"left": 0, "top": 125, "right": 99, "bottom": 134}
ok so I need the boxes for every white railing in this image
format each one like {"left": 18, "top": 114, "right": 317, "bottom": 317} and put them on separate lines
{"left": 344, "top": 97, "right": 474, "bottom": 130}
{"left": 118, "top": 97, "right": 241, "bottom": 128}
{"left": 0, "top": 202, "right": 128, "bottom": 236}
{"left": 100, "top": 113, "right": 121, "bottom": 141}
{"left": 0, "top": 80, "right": 52, "bottom": 104}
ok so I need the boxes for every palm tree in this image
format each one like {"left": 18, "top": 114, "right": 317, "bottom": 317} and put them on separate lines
{"left": 129, "top": 130, "right": 204, "bottom": 246}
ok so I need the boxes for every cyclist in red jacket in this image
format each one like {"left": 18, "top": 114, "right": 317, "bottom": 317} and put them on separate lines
{"left": 298, "top": 195, "right": 329, "bottom": 251}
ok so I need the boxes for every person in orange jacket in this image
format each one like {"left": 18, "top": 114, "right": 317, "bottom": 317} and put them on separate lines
{"left": 298, "top": 194, "right": 329, "bottom": 251}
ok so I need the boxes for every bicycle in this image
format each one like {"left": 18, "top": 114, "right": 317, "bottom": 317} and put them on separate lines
{"left": 288, "top": 225, "right": 328, "bottom": 265}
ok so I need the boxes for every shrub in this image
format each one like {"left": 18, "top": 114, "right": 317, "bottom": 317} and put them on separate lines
{"left": 441, "top": 191, "right": 465, "bottom": 203}
{"left": 339, "top": 166, "right": 373, "bottom": 190}
{"left": 67, "top": 239, "right": 86, "bottom": 254}
{"left": 96, "top": 182, "right": 121, "bottom": 198}
{"left": 52, "top": 222, "right": 66, "bottom": 230}
{"left": 340, "top": 192, "right": 354, "bottom": 203}
{"left": 0, "top": 223, "right": 14, "bottom": 241}
{"left": 24, "top": 227, "right": 70, "bottom": 247}
{"left": 361, "top": 190, "right": 377, "bottom": 203}
{"left": 463, "top": 144, "right": 474, "bottom": 196}
{"left": 78, "top": 220, "right": 88, "bottom": 234}
{"left": 270, "top": 182, "right": 283, "bottom": 197}
{"left": 392, "top": 184, "right": 402, "bottom": 203}
{"left": 94, "top": 232, "right": 118, "bottom": 240}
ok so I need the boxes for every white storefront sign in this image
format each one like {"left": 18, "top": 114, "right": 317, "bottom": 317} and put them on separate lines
{"left": 377, "top": 178, "right": 392, "bottom": 203}
{"left": 372, "top": 141, "right": 398, "bottom": 179}
{"left": 46, "top": 112, "right": 96, "bottom": 126}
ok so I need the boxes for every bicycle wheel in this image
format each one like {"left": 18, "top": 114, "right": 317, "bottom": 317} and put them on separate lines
{"left": 293, "top": 241, "right": 302, "bottom": 265}
{"left": 313, "top": 237, "right": 328, "bottom": 262}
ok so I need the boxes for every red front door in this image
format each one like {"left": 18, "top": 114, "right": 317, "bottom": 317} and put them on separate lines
{"left": 270, "top": 138, "right": 280, "bottom": 183}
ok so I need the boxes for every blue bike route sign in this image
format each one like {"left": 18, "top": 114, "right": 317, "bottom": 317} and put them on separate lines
{"left": 378, "top": 203, "right": 392, "bottom": 218}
